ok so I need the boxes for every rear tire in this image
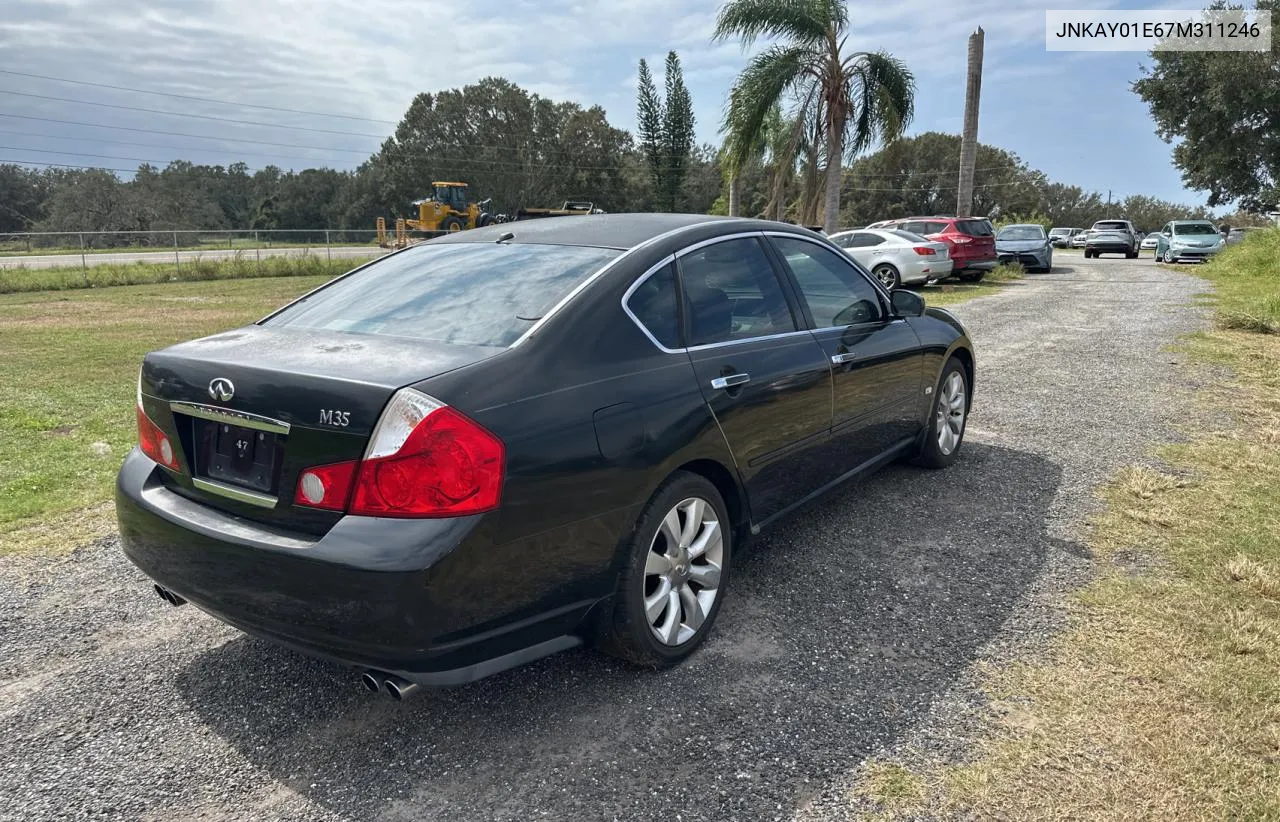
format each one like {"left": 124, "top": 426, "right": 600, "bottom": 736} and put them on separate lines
{"left": 1126, "top": 251, "right": 1138, "bottom": 259}
{"left": 598, "top": 472, "right": 731, "bottom": 668}
{"left": 913, "top": 357, "right": 969, "bottom": 469}
{"left": 441, "top": 216, "right": 466, "bottom": 233}
{"left": 873, "top": 264, "right": 901, "bottom": 290}
{"left": 958, "top": 269, "right": 986, "bottom": 282}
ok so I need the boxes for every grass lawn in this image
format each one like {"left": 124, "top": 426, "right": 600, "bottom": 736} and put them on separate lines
{"left": 0, "top": 276, "right": 331, "bottom": 554}
{"left": 853, "top": 229, "right": 1280, "bottom": 819}
{"left": 0, "top": 238, "right": 379, "bottom": 257}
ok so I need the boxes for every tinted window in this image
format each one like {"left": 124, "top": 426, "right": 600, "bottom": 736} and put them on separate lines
{"left": 955, "top": 219, "right": 993, "bottom": 236}
{"left": 1093, "top": 221, "right": 1128, "bottom": 231}
{"left": 771, "top": 237, "right": 884, "bottom": 328}
{"left": 888, "top": 229, "right": 929, "bottom": 243}
{"left": 900, "top": 221, "right": 928, "bottom": 234}
{"left": 923, "top": 221, "right": 950, "bottom": 235}
{"left": 678, "top": 237, "right": 797, "bottom": 346}
{"left": 264, "top": 242, "right": 621, "bottom": 348}
{"left": 626, "top": 262, "right": 681, "bottom": 349}
{"left": 836, "top": 232, "right": 884, "bottom": 248}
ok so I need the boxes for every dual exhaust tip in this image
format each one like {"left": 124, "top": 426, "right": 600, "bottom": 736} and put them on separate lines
{"left": 360, "top": 670, "right": 421, "bottom": 702}
{"left": 153, "top": 584, "right": 187, "bottom": 607}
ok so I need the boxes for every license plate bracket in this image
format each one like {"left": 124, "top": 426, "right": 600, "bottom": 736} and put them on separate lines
{"left": 195, "top": 420, "right": 282, "bottom": 494}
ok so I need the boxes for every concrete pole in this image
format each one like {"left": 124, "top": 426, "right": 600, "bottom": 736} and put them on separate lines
{"left": 956, "top": 27, "right": 984, "bottom": 218}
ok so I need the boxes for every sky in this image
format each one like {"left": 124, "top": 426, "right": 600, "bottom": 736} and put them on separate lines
{"left": 0, "top": 0, "right": 1224, "bottom": 208}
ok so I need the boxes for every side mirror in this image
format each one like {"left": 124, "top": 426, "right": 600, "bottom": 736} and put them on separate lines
{"left": 891, "top": 289, "right": 926, "bottom": 317}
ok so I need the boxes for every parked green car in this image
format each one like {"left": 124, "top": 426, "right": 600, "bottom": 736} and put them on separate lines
{"left": 1153, "top": 220, "right": 1225, "bottom": 263}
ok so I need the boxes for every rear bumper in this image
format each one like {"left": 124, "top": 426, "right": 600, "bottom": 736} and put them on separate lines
{"left": 1086, "top": 242, "right": 1134, "bottom": 254}
{"left": 949, "top": 249, "right": 996, "bottom": 272}
{"left": 996, "top": 250, "right": 1051, "bottom": 268}
{"left": 904, "top": 257, "right": 953, "bottom": 284}
{"left": 115, "top": 450, "right": 595, "bottom": 685}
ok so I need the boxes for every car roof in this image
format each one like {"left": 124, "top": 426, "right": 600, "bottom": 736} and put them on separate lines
{"left": 998, "top": 223, "right": 1044, "bottom": 229}
{"left": 424, "top": 213, "right": 799, "bottom": 251}
{"left": 1172, "top": 219, "right": 1214, "bottom": 224}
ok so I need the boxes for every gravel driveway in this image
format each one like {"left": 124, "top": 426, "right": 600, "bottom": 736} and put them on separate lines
{"left": 0, "top": 256, "right": 1208, "bottom": 822}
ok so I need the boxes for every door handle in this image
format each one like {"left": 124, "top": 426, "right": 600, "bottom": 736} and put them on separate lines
{"left": 710, "top": 373, "right": 750, "bottom": 390}
{"left": 831, "top": 352, "right": 856, "bottom": 364}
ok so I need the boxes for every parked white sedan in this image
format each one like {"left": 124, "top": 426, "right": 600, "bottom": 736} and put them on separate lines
{"left": 827, "top": 228, "right": 953, "bottom": 289}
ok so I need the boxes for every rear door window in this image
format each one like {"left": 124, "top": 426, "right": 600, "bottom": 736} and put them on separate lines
{"left": 954, "top": 219, "right": 993, "bottom": 237}
{"left": 922, "top": 221, "right": 950, "bottom": 235}
{"left": 263, "top": 242, "right": 621, "bottom": 348}
{"left": 677, "top": 237, "right": 797, "bottom": 346}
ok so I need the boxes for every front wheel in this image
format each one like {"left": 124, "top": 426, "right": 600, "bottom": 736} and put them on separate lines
{"left": 873, "top": 264, "right": 901, "bottom": 290}
{"left": 598, "top": 472, "right": 731, "bottom": 667}
{"left": 1163, "top": 249, "right": 1177, "bottom": 264}
{"left": 913, "top": 358, "right": 969, "bottom": 469}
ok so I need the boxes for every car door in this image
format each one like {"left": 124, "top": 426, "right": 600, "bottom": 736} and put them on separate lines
{"left": 676, "top": 235, "right": 834, "bottom": 524}
{"left": 765, "top": 233, "right": 925, "bottom": 474}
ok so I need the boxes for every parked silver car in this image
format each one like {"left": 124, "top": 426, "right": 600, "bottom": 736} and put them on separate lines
{"left": 1069, "top": 230, "right": 1092, "bottom": 248}
{"left": 1048, "top": 227, "right": 1082, "bottom": 248}
{"left": 995, "top": 224, "right": 1053, "bottom": 272}
{"left": 828, "top": 228, "right": 953, "bottom": 289}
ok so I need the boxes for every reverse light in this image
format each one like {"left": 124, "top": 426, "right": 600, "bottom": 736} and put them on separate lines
{"left": 295, "top": 388, "right": 505, "bottom": 518}
{"left": 950, "top": 235, "right": 973, "bottom": 244}
{"left": 912, "top": 246, "right": 936, "bottom": 256}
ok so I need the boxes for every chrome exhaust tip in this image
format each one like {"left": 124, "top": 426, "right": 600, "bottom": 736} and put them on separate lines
{"left": 381, "top": 674, "right": 421, "bottom": 702}
{"left": 359, "top": 671, "right": 382, "bottom": 694}
{"left": 153, "top": 583, "right": 187, "bottom": 606}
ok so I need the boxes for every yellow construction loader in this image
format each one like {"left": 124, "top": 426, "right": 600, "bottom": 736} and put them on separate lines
{"left": 407, "top": 182, "right": 496, "bottom": 233}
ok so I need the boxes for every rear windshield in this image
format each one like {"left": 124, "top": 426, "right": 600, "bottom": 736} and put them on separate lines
{"left": 1093, "top": 221, "right": 1128, "bottom": 230}
{"left": 263, "top": 242, "right": 621, "bottom": 347}
{"left": 1174, "top": 222, "right": 1219, "bottom": 235}
{"left": 954, "top": 219, "right": 993, "bottom": 237}
{"left": 888, "top": 229, "right": 929, "bottom": 242}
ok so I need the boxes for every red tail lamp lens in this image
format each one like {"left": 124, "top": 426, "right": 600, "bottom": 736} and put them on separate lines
{"left": 296, "top": 461, "right": 358, "bottom": 511}
{"left": 137, "top": 404, "right": 180, "bottom": 471}
{"left": 913, "top": 246, "right": 936, "bottom": 256}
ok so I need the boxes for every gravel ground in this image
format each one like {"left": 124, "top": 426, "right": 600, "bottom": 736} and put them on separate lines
{"left": 0, "top": 256, "right": 1209, "bottom": 822}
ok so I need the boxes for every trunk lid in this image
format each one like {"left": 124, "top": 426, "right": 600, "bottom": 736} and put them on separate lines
{"left": 139, "top": 325, "right": 502, "bottom": 532}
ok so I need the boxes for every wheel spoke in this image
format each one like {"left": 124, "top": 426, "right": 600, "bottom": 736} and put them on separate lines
{"left": 657, "top": 588, "right": 681, "bottom": 644}
{"left": 688, "top": 561, "right": 721, "bottom": 590}
{"left": 949, "top": 391, "right": 965, "bottom": 413}
{"left": 678, "top": 499, "right": 704, "bottom": 547}
{"left": 645, "top": 551, "right": 672, "bottom": 576}
{"left": 645, "top": 578, "right": 672, "bottom": 623}
{"left": 687, "top": 520, "right": 720, "bottom": 559}
{"left": 659, "top": 508, "right": 682, "bottom": 553}
{"left": 678, "top": 585, "right": 706, "bottom": 631}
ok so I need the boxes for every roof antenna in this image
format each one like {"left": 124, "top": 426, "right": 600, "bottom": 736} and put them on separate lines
{"left": 496, "top": 231, "right": 515, "bottom": 243}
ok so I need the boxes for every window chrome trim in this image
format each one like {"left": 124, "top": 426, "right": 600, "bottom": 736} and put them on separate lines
{"left": 192, "top": 477, "right": 279, "bottom": 509}
{"left": 509, "top": 222, "right": 719, "bottom": 349}
{"left": 686, "top": 328, "right": 818, "bottom": 353}
{"left": 673, "top": 230, "right": 768, "bottom": 259}
{"left": 620, "top": 254, "right": 682, "bottom": 354}
{"left": 169, "top": 402, "right": 291, "bottom": 435}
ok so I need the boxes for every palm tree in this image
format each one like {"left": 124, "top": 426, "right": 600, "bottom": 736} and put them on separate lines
{"left": 714, "top": 0, "right": 916, "bottom": 233}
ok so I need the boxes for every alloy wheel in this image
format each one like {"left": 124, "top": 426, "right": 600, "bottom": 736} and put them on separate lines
{"left": 643, "top": 497, "right": 724, "bottom": 646}
{"left": 936, "top": 370, "right": 967, "bottom": 455}
{"left": 873, "top": 265, "right": 899, "bottom": 289}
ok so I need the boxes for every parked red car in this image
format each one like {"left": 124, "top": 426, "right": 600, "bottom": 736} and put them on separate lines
{"left": 868, "top": 216, "right": 996, "bottom": 281}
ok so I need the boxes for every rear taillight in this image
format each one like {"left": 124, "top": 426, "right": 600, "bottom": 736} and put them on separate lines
{"left": 913, "top": 246, "right": 935, "bottom": 256}
{"left": 295, "top": 388, "right": 505, "bottom": 518}
{"left": 137, "top": 404, "right": 180, "bottom": 471}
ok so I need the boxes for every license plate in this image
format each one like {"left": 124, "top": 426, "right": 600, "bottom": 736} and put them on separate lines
{"left": 201, "top": 422, "right": 279, "bottom": 493}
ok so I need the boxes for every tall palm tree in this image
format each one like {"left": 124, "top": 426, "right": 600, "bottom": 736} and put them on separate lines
{"left": 714, "top": 0, "right": 916, "bottom": 233}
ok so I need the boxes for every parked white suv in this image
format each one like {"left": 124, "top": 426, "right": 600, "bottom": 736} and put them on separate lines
{"left": 1084, "top": 219, "right": 1139, "bottom": 259}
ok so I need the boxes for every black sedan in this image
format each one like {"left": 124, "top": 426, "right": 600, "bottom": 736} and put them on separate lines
{"left": 117, "top": 214, "right": 975, "bottom": 699}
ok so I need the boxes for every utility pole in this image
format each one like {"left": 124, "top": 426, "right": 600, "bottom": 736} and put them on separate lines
{"left": 956, "top": 26, "right": 984, "bottom": 218}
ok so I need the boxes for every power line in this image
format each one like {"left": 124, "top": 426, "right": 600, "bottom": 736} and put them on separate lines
{"left": 0, "top": 89, "right": 387, "bottom": 139}
{"left": 0, "top": 113, "right": 373, "bottom": 155}
{"left": 0, "top": 129, "right": 344, "bottom": 164}
{"left": 0, "top": 159, "right": 173, "bottom": 174}
{"left": 0, "top": 69, "right": 398, "bottom": 125}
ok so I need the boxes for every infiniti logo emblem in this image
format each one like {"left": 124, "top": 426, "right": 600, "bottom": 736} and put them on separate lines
{"left": 208, "top": 378, "right": 235, "bottom": 402}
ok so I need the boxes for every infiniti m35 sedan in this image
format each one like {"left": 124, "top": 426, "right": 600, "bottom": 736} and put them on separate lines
{"left": 118, "top": 214, "right": 975, "bottom": 699}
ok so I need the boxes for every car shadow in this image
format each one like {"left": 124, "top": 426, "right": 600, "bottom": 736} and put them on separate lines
{"left": 174, "top": 442, "right": 1067, "bottom": 820}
